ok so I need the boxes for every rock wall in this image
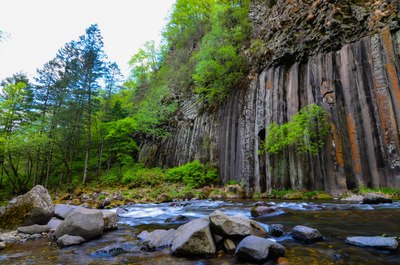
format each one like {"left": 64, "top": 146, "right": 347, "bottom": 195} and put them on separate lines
{"left": 140, "top": 29, "right": 400, "bottom": 195}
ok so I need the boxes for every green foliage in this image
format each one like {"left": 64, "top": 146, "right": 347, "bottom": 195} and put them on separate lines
{"left": 122, "top": 167, "right": 166, "bottom": 188}
{"left": 166, "top": 160, "right": 218, "bottom": 188}
{"left": 193, "top": 0, "right": 250, "bottom": 107}
{"left": 357, "top": 186, "right": 400, "bottom": 196}
{"left": 262, "top": 104, "right": 330, "bottom": 155}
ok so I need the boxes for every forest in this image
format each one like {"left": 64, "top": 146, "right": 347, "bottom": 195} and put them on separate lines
{"left": 0, "top": 0, "right": 251, "bottom": 198}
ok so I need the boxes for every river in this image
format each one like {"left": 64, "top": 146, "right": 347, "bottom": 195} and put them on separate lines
{"left": 1, "top": 199, "right": 399, "bottom": 264}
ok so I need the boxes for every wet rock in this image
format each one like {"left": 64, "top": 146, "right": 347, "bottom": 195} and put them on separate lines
{"left": 29, "top": 233, "right": 42, "bottom": 240}
{"left": 55, "top": 208, "right": 104, "bottom": 240}
{"left": 362, "top": 193, "right": 392, "bottom": 204}
{"left": 17, "top": 224, "right": 49, "bottom": 234}
{"left": 102, "top": 211, "right": 118, "bottom": 230}
{"left": 156, "top": 194, "right": 172, "bottom": 203}
{"left": 116, "top": 207, "right": 129, "bottom": 215}
{"left": 254, "top": 201, "right": 276, "bottom": 207}
{"left": 0, "top": 185, "right": 54, "bottom": 230}
{"left": 223, "top": 239, "right": 236, "bottom": 253}
{"left": 209, "top": 210, "right": 268, "bottom": 239}
{"left": 341, "top": 194, "right": 364, "bottom": 202}
{"left": 141, "top": 229, "right": 176, "bottom": 250}
{"left": 270, "top": 224, "right": 285, "bottom": 237}
{"left": 235, "top": 235, "right": 285, "bottom": 262}
{"left": 97, "top": 199, "right": 111, "bottom": 209}
{"left": 168, "top": 202, "right": 190, "bottom": 207}
{"left": 291, "top": 225, "right": 323, "bottom": 243}
{"left": 54, "top": 204, "right": 79, "bottom": 219}
{"left": 171, "top": 217, "right": 216, "bottom": 256}
{"left": 91, "top": 244, "right": 136, "bottom": 257}
{"left": 164, "top": 215, "right": 190, "bottom": 223}
{"left": 47, "top": 217, "right": 63, "bottom": 231}
{"left": 56, "top": 234, "right": 85, "bottom": 248}
{"left": 345, "top": 236, "right": 398, "bottom": 250}
{"left": 0, "top": 206, "right": 5, "bottom": 216}
{"left": 250, "top": 206, "right": 276, "bottom": 217}
{"left": 0, "top": 242, "right": 5, "bottom": 250}
{"left": 0, "top": 231, "right": 20, "bottom": 243}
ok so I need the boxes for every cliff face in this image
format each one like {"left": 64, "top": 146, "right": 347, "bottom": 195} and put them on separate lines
{"left": 140, "top": 0, "right": 400, "bottom": 195}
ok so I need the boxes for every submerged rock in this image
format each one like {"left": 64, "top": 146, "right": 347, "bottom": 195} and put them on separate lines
{"left": 56, "top": 234, "right": 85, "bottom": 248}
{"left": 171, "top": 217, "right": 216, "bottom": 256}
{"left": 362, "top": 193, "right": 392, "bottom": 204}
{"left": 235, "top": 235, "right": 286, "bottom": 262}
{"left": 209, "top": 210, "right": 267, "bottom": 239}
{"left": 291, "top": 225, "right": 323, "bottom": 243}
{"left": 55, "top": 208, "right": 104, "bottom": 240}
{"left": 91, "top": 244, "right": 137, "bottom": 257}
{"left": 17, "top": 224, "right": 50, "bottom": 234}
{"left": 140, "top": 229, "right": 176, "bottom": 250}
{"left": 345, "top": 236, "right": 398, "bottom": 250}
{"left": 0, "top": 185, "right": 54, "bottom": 230}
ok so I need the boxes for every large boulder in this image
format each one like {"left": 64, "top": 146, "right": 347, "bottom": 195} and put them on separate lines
{"left": 47, "top": 217, "right": 63, "bottom": 231}
{"left": 102, "top": 211, "right": 118, "bottom": 230}
{"left": 345, "top": 236, "right": 398, "bottom": 250}
{"left": 140, "top": 229, "right": 176, "bottom": 250}
{"left": 235, "top": 235, "right": 286, "bottom": 262}
{"left": 56, "top": 234, "right": 85, "bottom": 248}
{"left": 362, "top": 193, "right": 392, "bottom": 204}
{"left": 54, "top": 208, "right": 104, "bottom": 240}
{"left": 209, "top": 210, "right": 267, "bottom": 239}
{"left": 17, "top": 224, "right": 50, "bottom": 234}
{"left": 291, "top": 225, "right": 323, "bottom": 243}
{"left": 0, "top": 185, "right": 54, "bottom": 230}
{"left": 171, "top": 217, "right": 216, "bottom": 256}
{"left": 54, "top": 204, "right": 79, "bottom": 219}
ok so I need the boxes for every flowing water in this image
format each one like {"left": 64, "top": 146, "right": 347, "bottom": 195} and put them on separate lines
{"left": 1, "top": 199, "right": 399, "bottom": 264}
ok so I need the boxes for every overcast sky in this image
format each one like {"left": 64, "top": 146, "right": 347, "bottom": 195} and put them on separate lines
{"left": 0, "top": 0, "right": 175, "bottom": 80}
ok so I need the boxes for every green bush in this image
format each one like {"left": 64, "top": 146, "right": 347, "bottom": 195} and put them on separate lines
{"left": 166, "top": 160, "right": 218, "bottom": 188}
{"left": 121, "top": 167, "right": 166, "bottom": 187}
{"left": 261, "top": 104, "right": 329, "bottom": 155}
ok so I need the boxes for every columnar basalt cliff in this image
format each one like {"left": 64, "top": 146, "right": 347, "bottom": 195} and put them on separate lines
{"left": 139, "top": 0, "right": 400, "bottom": 195}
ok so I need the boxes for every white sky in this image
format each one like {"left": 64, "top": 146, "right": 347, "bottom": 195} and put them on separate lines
{"left": 0, "top": 0, "right": 175, "bottom": 80}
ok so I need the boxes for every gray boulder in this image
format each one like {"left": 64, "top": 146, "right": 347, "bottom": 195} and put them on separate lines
{"left": 54, "top": 204, "right": 79, "bottom": 219}
{"left": 56, "top": 234, "right": 85, "bottom": 248}
{"left": 0, "top": 185, "right": 54, "bottom": 230}
{"left": 102, "top": 211, "right": 118, "bottom": 230}
{"left": 171, "top": 217, "right": 216, "bottom": 256}
{"left": 209, "top": 210, "right": 267, "bottom": 238}
{"left": 362, "top": 193, "right": 392, "bottom": 204}
{"left": 250, "top": 206, "right": 276, "bottom": 217}
{"left": 346, "top": 236, "right": 398, "bottom": 250}
{"left": 17, "top": 224, "right": 50, "bottom": 234}
{"left": 292, "top": 225, "right": 323, "bottom": 243}
{"left": 235, "top": 235, "right": 286, "bottom": 262}
{"left": 54, "top": 208, "right": 104, "bottom": 240}
{"left": 47, "top": 217, "right": 63, "bottom": 231}
{"left": 140, "top": 229, "right": 176, "bottom": 250}
{"left": 270, "top": 224, "right": 285, "bottom": 237}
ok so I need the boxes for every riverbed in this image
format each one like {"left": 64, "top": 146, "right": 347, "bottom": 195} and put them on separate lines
{"left": 1, "top": 199, "right": 399, "bottom": 264}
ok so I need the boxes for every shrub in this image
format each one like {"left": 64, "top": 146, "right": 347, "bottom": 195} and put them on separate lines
{"left": 261, "top": 104, "right": 329, "bottom": 155}
{"left": 166, "top": 160, "right": 218, "bottom": 188}
{"left": 122, "top": 167, "right": 166, "bottom": 187}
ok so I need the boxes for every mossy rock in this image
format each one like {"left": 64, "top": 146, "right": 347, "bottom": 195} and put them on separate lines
{"left": 283, "top": 192, "right": 303, "bottom": 200}
{"left": 316, "top": 193, "right": 333, "bottom": 200}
